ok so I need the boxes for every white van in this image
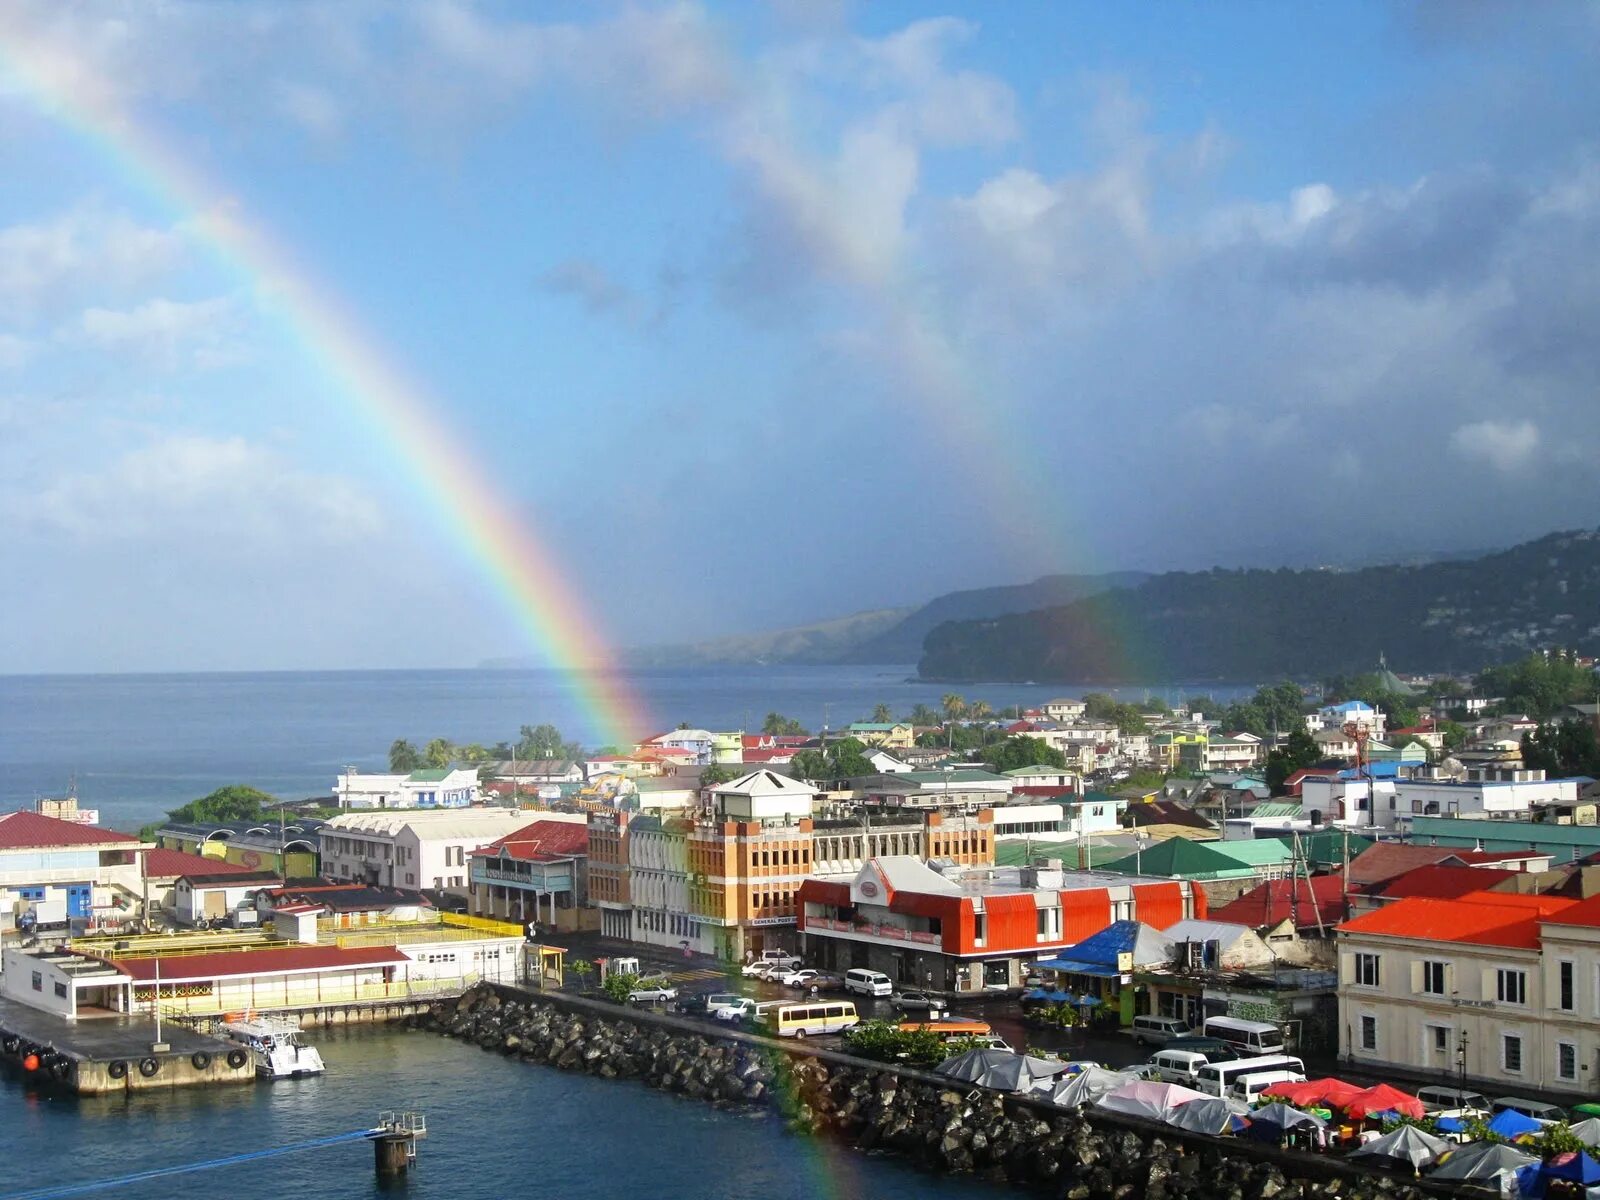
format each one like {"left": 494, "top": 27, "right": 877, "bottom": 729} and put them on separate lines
{"left": 1194, "top": 1054, "right": 1305, "bottom": 1097}
{"left": 1493, "top": 1097, "right": 1567, "bottom": 1125}
{"left": 1202, "top": 1016, "right": 1286, "bottom": 1056}
{"left": 1417, "top": 1086, "right": 1490, "bottom": 1117}
{"left": 844, "top": 969, "right": 893, "bottom": 997}
{"left": 1150, "top": 1049, "right": 1211, "bottom": 1085}
{"left": 1230, "top": 1069, "right": 1308, "bottom": 1105}
{"left": 764, "top": 1000, "right": 860, "bottom": 1039}
{"left": 1131, "top": 1015, "right": 1191, "bottom": 1046}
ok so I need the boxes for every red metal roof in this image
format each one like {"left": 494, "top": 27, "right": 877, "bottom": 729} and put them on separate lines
{"left": 0, "top": 810, "right": 138, "bottom": 849}
{"left": 1343, "top": 843, "right": 1459, "bottom": 888}
{"left": 108, "top": 944, "right": 410, "bottom": 982}
{"left": 1210, "top": 876, "right": 1352, "bottom": 930}
{"left": 1338, "top": 892, "right": 1577, "bottom": 948}
{"left": 1378, "top": 864, "right": 1518, "bottom": 901}
{"left": 473, "top": 819, "right": 589, "bottom": 862}
{"left": 144, "top": 849, "right": 255, "bottom": 879}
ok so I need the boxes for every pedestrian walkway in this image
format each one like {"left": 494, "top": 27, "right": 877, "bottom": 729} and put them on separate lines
{"left": 667, "top": 967, "right": 730, "bottom": 985}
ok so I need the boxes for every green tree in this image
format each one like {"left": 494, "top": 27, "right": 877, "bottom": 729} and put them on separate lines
{"left": 1221, "top": 682, "right": 1309, "bottom": 737}
{"left": 602, "top": 972, "right": 641, "bottom": 1003}
{"left": 985, "top": 736, "right": 1067, "bottom": 773}
{"left": 969, "top": 699, "right": 993, "bottom": 721}
{"left": 941, "top": 693, "right": 968, "bottom": 721}
{"left": 698, "top": 764, "right": 741, "bottom": 789}
{"left": 1522, "top": 721, "right": 1600, "bottom": 778}
{"left": 423, "top": 737, "right": 455, "bottom": 769}
{"left": 1083, "top": 692, "right": 1148, "bottom": 735}
{"left": 166, "top": 784, "right": 278, "bottom": 825}
{"left": 1264, "top": 726, "right": 1322, "bottom": 793}
{"left": 789, "top": 749, "right": 829, "bottom": 782}
{"left": 869, "top": 703, "right": 894, "bottom": 723}
{"left": 1479, "top": 654, "right": 1598, "bottom": 719}
{"left": 568, "top": 959, "right": 596, "bottom": 991}
{"left": 517, "top": 724, "right": 571, "bottom": 759}
{"left": 1185, "top": 695, "right": 1223, "bottom": 716}
{"left": 827, "top": 736, "right": 873, "bottom": 778}
{"left": 762, "top": 712, "right": 807, "bottom": 736}
{"left": 909, "top": 704, "right": 941, "bottom": 727}
{"left": 389, "top": 739, "right": 422, "bottom": 772}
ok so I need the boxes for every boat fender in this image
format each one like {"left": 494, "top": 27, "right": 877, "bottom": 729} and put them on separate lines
{"left": 225, "top": 1048, "right": 249, "bottom": 1070}
{"left": 138, "top": 1057, "right": 160, "bottom": 1078}
{"left": 0, "top": 1035, "right": 17, "bottom": 1054}
{"left": 191, "top": 1051, "right": 212, "bottom": 1071}
{"left": 107, "top": 1059, "right": 129, "bottom": 1080}
{"left": 51, "top": 1057, "right": 71, "bottom": 1079}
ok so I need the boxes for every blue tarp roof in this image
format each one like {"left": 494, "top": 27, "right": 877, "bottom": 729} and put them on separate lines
{"left": 1033, "top": 959, "right": 1119, "bottom": 977}
{"left": 1487, "top": 1108, "right": 1543, "bottom": 1139}
{"left": 1053, "top": 919, "right": 1174, "bottom": 968}
{"left": 1337, "top": 761, "right": 1407, "bottom": 780}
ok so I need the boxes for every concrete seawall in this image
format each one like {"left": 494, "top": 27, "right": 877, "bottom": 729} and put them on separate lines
{"left": 413, "top": 984, "right": 1468, "bottom": 1200}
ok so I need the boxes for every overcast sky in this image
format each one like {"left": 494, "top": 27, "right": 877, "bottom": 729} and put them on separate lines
{"left": 1, "top": 1, "right": 1597, "bottom": 673}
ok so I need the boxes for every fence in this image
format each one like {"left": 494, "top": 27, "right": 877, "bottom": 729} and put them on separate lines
{"left": 152, "top": 973, "right": 488, "bottom": 1022}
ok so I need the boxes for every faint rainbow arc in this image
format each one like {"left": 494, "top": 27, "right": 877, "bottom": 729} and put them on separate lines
{"left": 0, "top": 46, "right": 647, "bottom": 747}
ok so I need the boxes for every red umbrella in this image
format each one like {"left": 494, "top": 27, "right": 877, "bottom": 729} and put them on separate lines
{"left": 1343, "top": 1084, "right": 1425, "bottom": 1119}
{"left": 1263, "top": 1078, "right": 1363, "bottom": 1107}
{"left": 1261, "top": 1080, "right": 1323, "bottom": 1105}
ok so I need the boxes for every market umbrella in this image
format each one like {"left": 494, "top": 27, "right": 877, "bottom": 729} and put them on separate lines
{"left": 1350, "top": 1125, "right": 1450, "bottom": 1172}
{"left": 1037, "top": 1066, "right": 1125, "bottom": 1108}
{"left": 1569, "top": 1117, "right": 1600, "bottom": 1147}
{"left": 1343, "top": 1084, "right": 1425, "bottom": 1120}
{"left": 936, "top": 1048, "right": 1066, "bottom": 1092}
{"left": 1094, "top": 1080, "right": 1210, "bottom": 1122}
{"left": 1245, "top": 1103, "right": 1326, "bottom": 1142}
{"left": 1263, "top": 1078, "right": 1363, "bottom": 1108}
{"left": 1430, "top": 1142, "right": 1537, "bottom": 1186}
{"left": 1486, "top": 1108, "right": 1544, "bottom": 1140}
{"left": 1544, "top": 1150, "right": 1600, "bottom": 1186}
{"left": 1165, "top": 1097, "right": 1250, "bottom": 1135}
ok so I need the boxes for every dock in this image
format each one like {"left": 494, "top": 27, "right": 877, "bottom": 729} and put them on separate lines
{"left": 0, "top": 997, "right": 253, "bottom": 1094}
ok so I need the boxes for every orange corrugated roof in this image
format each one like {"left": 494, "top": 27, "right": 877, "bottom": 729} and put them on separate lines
{"left": 1339, "top": 891, "right": 1576, "bottom": 949}
{"left": 1539, "top": 893, "right": 1600, "bottom": 928}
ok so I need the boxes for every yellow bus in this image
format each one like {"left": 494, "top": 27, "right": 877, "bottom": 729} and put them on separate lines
{"left": 897, "top": 1019, "right": 993, "bottom": 1041}
{"left": 764, "top": 1000, "right": 860, "bottom": 1039}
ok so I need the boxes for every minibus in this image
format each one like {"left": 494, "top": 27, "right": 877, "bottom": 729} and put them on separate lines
{"left": 1201, "top": 1016, "right": 1286, "bottom": 1056}
{"left": 764, "top": 1000, "right": 860, "bottom": 1039}
{"left": 1194, "top": 1054, "right": 1305, "bottom": 1097}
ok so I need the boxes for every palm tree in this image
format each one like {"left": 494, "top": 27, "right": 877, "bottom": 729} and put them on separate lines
{"left": 870, "top": 702, "right": 894, "bottom": 723}
{"left": 909, "top": 703, "right": 940, "bottom": 727}
{"left": 423, "top": 737, "right": 454, "bottom": 769}
{"left": 970, "top": 700, "right": 993, "bottom": 721}
{"left": 389, "top": 738, "right": 421, "bottom": 772}
{"left": 942, "top": 693, "right": 968, "bottom": 722}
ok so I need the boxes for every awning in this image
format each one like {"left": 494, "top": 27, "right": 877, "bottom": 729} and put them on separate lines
{"left": 1034, "top": 958, "right": 1119, "bottom": 977}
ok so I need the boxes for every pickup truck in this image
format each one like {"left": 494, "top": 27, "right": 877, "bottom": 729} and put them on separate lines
{"left": 711, "top": 998, "right": 760, "bottom": 1023}
{"left": 627, "top": 982, "right": 679, "bottom": 1005}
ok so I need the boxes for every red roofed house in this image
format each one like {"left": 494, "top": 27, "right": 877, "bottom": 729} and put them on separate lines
{"left": 1337, "top": 887, "right": 1600, "bottom": 1095}
{"left": 142, "top": 848, "right": 257, "bottom": 917}
{"left": 0, "top": 810, "right": 148, "bottom": 935}
{"left": 798, "top": 856, "right": 1205, "bottom": 997}
{"left": 468, "top": 819, "right": 591, "bottom": 931}
{"left": 1209, "top": 875, "right": 1353, "bottom": 961}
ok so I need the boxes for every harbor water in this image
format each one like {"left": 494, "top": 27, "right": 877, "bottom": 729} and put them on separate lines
{"left": 0, "top": 667, "right": 1256, "bottom": 830}
{"left": 0, "top": 1024, "right": 996, "bottom": 1200}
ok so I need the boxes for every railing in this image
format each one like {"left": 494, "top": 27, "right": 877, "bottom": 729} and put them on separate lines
{"left": 140, "top": 973, "right": 493, "bottom": 1019}
{"left": 442, "top": 913, "right": 525, "bottom": 938}
{"left": 73, "top": 931, "right": 277, "bottom": 959}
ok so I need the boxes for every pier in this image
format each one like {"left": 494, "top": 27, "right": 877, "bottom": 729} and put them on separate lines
{"left": 0, "top": 998, "right": 251, "bottom": 1095}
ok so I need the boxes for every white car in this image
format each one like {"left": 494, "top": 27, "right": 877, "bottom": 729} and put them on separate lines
{"left": 712, "top": 998, "right": 759, "bottom": 1022}
{"left": 780, "top": 968, "right": 818, "bottom": 989}
{"left": 740, "top": 960, "right": 773, "bottom": 978}
{"left": 703, "top": 993, "right": 748, "bottom": 1018}
{"left": 626, "top": 983, "right": 679, "bottom": 1005}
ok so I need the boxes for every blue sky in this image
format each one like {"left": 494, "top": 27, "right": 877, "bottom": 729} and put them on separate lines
{"left": 1, "top": 2, "right": 1597, "bottom": 672}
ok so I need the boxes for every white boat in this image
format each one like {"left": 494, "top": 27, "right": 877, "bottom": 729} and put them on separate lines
{"left": 220, "top": 1015, "right": 326, "bottom": 1080}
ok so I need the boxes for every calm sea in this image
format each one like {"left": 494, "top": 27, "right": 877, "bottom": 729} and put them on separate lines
{"left": 0, "top": 667, "right": 1257, "bottom": 831}
{"left": 0, "top": 1025, "right": 997, "bottom": 1200}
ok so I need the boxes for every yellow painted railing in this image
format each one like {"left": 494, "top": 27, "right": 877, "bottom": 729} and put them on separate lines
{"left": 442, "top": 913, "right": 525, "bottom": 938}
{"left": 142, "top": 973, "right": 490, "bottom": 1018}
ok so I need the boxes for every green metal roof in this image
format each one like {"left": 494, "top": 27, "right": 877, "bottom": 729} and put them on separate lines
{"left": 1002, "top": 765, "right": 1069, "bottom": 777}
{"left": 1247, "top": 800, "right": 1304, "bottom": 819}
{"left": 406, "top": 768, "right": 455, "bottom": 782}
{"left": 1274, "top": 829, "right": 1374, "bottom": 868}
{"left": 1099, "top": 836, "right": 1288, "bottom": 879}
{"left": 1213, "top": 839, "right": 1296, "bottom": 867}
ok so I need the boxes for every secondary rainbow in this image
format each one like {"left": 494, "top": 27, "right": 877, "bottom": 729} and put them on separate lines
{"left": 0, "top": 34, "right": 647, "bottom": 746}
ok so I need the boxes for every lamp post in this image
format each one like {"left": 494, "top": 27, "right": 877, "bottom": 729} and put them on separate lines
{"left": 1456, "top": 1029, "right": 1469, "bottom": 1090}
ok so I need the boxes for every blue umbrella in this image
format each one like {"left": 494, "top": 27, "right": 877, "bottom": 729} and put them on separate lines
{"left": 1545, "top": 1151, "right": 1600, "bottom": 1185}
{"left": 1487, "top": 1108, "right": 1543, "bottom": 1139}
{"left": 1045, "top": 989, "right": 1071, "bottom": 1003}
{"left": 1023, "top": 987, "right": 1047, "bottom": 1000}
{"left": 1435, "top": 1116, "right": 1467, "bottom": 1134}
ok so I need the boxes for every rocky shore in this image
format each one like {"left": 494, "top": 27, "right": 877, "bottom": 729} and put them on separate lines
{"left": 413, "top": 984, "right": 1453, "bottom": 1200}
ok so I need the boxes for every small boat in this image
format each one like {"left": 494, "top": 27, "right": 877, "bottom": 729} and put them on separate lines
{"left": 220, "top": 1015, "right": 326, "bottom": 1080}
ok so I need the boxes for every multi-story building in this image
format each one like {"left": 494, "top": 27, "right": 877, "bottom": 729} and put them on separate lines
{"left": 1042, "top": 698, "right": 1088, "bottom": 722}
{"left": 686, "top": 770, "right": 819, "bottom": 961}
{"left": 844, "top": 722, "right": 916, "bottom": 750}
{"left": 151, "top": 817, "right": 323, "bottom": 879}
{"left": 0, "top": 811, "right": 149, "bottom": 934}
{"left": 629, "top": 813, "right": 701, "bottom": 952}
{"left": 809, "top": 810, "right": 995, "bottom": 876}
{"left": 320, "top": 809, "right": 529, "bottom": 895}
{"left": 1338, "top": 889, "right": 1600, "bottom": 1095}
{"left": 467, "top": 819, "right": 589, "bottom": 930}
{"left": 332, "top": 767, "right": 480, "bottom": 810}
{"left": 587, "top": 810, "right": 632, "bottom": 939}
{"left": 799, "top": 857, "right": 1205, "bottom": 993}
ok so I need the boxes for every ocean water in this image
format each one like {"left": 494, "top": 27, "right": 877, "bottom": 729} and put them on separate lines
{"left": 0, "top": 667, "right": 1258, "bottom": 830}
{"left": 0, "top": 1024, "right": 996, "bottom": 1200}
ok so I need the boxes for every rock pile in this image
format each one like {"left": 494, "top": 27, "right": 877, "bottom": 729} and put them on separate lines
{"left": 414, "top": 985, "right": 1442, "bottom": 1200}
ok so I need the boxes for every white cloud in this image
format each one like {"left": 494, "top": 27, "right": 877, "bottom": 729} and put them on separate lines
{"left": 0, "top": 333, "right": 33, "bottom": 369}
{"left": 1449, "top": 419, "right": 1542, "bottom": 473}
{"left": 8, "top": 432, "right": 383, "bottom": 546}
{"left": 78, "top": 295, "right": 247, "bottom": 369}
{"left": 0, "top": 207, "right": 184, "bottom": 322}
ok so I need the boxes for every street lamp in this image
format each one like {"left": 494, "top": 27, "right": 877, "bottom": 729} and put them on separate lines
{"left": 1457, "top": 1029, "right": 1470, "bottom": 1090}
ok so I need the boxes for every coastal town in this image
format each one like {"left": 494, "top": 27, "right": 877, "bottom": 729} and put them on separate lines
{"left": 4, "top": 651, "right": 1600, "bottom": 1152}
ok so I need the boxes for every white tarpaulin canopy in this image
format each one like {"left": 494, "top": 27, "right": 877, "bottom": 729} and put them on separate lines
{"left": 1350, "top": 1125, "right": 1450, "bottom": 1171}
{"left": 1036, "top": 1066, "right": 1126, "bottom": 1108}
{"left": 1094, "top": 1080, "right": 1210, "bottom": 1121}
{"left": 936, "top": 1048, "right": 1067, "bottom": 1092}
{"left": 1163, "top": 1097, "right": 1249, "bottom": 1135}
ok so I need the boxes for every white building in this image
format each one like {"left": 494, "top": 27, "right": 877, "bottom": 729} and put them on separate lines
{"left": 0, "top": 811, "right": 149, "bottom": 934}
{"left": 627, "top": 814, "right": 710, "bottom": 954}
{"left": 1339, "top": 889, "right": 1600, "bottom": 1096}
{"left": 1042, "top": 698, "right": 1088, "bottom": 722}
{"left": 333, "top": 767, "right": 480, "bottom": 810}
{"left": 320, "top": 809, "right": 527, "bottom": 895}
{"left": 1316, "top": 700, "right": 1387, "bottom": 740}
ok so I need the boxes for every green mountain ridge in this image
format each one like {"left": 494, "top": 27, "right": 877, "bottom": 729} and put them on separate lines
{"left": 917, "top": 528, "right": 1600, "bottom": 684}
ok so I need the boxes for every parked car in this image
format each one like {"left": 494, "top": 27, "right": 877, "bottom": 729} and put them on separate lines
{"left": 1130, "top": 1015, "right": 1191, "bottom": 1046}
{"left": 891, "top": 990, "right": 948, "bottom": 1016}
{"left": 712, "top": 998, "right": 760, "bottom": 1023}
{"left": 703, "top": 993, "right": 749, "bottom": 1018}
{"left": 627, "top": 982, "right": 679, "bottom": 1005}
{"left": 740, "top": 960, "right": 772, "bottom": 978}
{"left": 780, "top": 968, "right": 819, "bottom": 988}
{"left": 807, "top": 974, "right": 845, "bottom": 992}
{"left": 1418, "top": 1086, "right": 1491, "bottom": 1118}
{"left": 676, "top": 992, "right": 719, "bottom": 1016}
{"left": 844, "top": 969, "right": 894, "bottom": 997}
{"left": 634, "top": 969, "right": 673, "bottom": 987}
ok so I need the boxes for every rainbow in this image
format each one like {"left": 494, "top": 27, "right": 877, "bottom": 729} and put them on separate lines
{"left": 0, "top": 31, "right": 647, "bottom": 747}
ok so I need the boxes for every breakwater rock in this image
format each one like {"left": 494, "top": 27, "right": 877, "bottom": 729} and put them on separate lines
{"left": 413, "top": 984, "right": 1445, "bottom": 1200}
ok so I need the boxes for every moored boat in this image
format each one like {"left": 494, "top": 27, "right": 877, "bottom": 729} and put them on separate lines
{"left": 219, "top": 1015, "right": 326, "bottom": 1080}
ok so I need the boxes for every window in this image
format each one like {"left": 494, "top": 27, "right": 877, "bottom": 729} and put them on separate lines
{"left": 1354, "top": 953, "right": 1381, "bottom": 987}
{"left": 973, "top": 912, "right": 987, "bottom": 946}
{"left": 1560, "top": 961, "right": 1575, "bottom": 1012}
{"left": 1422, "top": 961, "right": 1447, "bottom": 995}
{"left": 1360, "top": 1015, "right": 1377, "bottom": 1051}
{"left": 1558, "top": 1042, "right": 1578, "bottom": 1081}
{"left": 31, "top": 972, "right": 41, "bottom": 992}
{"left": 1497, "top": 969, "right": 1528, "bottom": 1006}
{"left": 1429, "top": 1025, "right": 1450, "bottom": 1053}
{"left": 1503, "top": 1034, "right": 1524, "bottom": 1073}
